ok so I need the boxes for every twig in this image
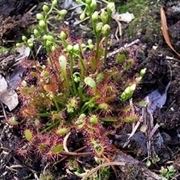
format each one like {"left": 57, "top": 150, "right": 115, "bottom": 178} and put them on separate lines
{"left": 63, "top": 132, "right": 92, "bottom": 156}
{"left": 149, "top": 123, "right": 160, "bottom": 140}
{"left": 52, "top": 146, "right": 90, "bottom": 166}
{"left": 123, "top": 107, "right": 145, "bottom": 147}
{"left": 82, "top": 161, "right": 125, "bottom": 180}
{"left": 106, "top": 39, "right": 140, "bottom": 59}
{"left": 166, "top": 56, "right": 180, "bottom": 63}
{"left": 0, "top": 102, "right": 7, "bottom": 120}
{"left": 61, "top": 151, "right": 92, "bottom": 156}
{"left": 113, "top": 152, "right": 162, "bottom": 179}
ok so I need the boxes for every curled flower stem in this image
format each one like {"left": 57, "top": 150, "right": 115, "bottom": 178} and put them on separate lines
{"left": 82, "top": 161, "right": 125, "bottom": 180}
{"left": 63, "top": 132, "right": 71, "bottom": 152}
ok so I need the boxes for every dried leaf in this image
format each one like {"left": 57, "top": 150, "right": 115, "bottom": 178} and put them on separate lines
{"left": 0, "top": 75, "right": 8, "bottom": 93}
{"left": 160, "top": 7, "right": 180, "bottom": 58}
{"left": 0, "top": 74, "right": 19, "bottom": 111}
{"left": 146, "top": 83, "right": 169, "bottom": 114}
{"left": 16, "top": 46, "right": 30, "bottom": 57}
{"left": 112, "top": 12, "right": 135, "bottom": 23}
{"left": 63, "top": 0, "right": 73, "bottom": 9}
{"left": 7, "top": 66, "right": 25, "bottom": 89}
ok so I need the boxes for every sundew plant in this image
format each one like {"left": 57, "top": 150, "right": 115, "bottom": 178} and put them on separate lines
{"left": 14, "top": 0, "right": 143, "bottom": 178}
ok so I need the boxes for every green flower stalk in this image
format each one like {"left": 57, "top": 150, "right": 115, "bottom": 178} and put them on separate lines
{"left": 92, "top": 22, "right": 103, "bottom": 70}
{"left": 101, "top": 24, "right": 110, "bottom": 63}
{"left": 66, "top": 45, "right": 77, "bottom": 95}
{"left": 58, "top": 55, "right": 69, "bottom": 89}
{"left": 78, "top": 44, "right": 86, "bottom": 80}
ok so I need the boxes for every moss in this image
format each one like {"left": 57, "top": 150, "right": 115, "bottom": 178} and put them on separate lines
{"left": 0, "top": 46, "right": 8, "bottom": 54}
{"left": 118, "top": 0, "right": 148, "bottom": 15}
{"left": 117, "top": 0, "right": 161, "bottom": 39}
{"left": 115, "top": 52, "right": 127, "bottom": 64}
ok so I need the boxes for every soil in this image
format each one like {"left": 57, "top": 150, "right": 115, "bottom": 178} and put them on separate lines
{"left": 0, "top": 0, "right": 180, "bottom": 179}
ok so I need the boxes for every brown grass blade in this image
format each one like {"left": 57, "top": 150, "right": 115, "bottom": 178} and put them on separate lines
{"left": 160, "top": 7, "right": 180, "bottom": 58}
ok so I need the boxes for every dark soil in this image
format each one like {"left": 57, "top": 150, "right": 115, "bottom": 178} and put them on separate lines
{"left": 0, "top": 0, "right": 180, "bottom": 179}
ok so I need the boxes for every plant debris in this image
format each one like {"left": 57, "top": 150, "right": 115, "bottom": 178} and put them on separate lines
{"left": 0, "top": 75, "right": 18, "bottom": 111}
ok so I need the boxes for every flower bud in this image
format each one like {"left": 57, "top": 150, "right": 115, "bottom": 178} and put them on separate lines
{"left": 88, "top": 40, "right": 94, "bottom": 49}
{"left": 33, "top": 29, "right": 39, "bottom": 36}
{"left": 43, "top": 35, "right": 48, "bottom": 40}
{"left": 51, "top": 45, "right": 56, "bottom": 51}
{"left": 39, "top": 20, "right": 46, "bottom": 28}
{"left": 81, "top": 43, "right": 86, "bottom": 48}
{"left": 46, "top": 40, "right": 52, "bottom": 47}
{"left": 36, "top": 13, "right": 44, "bottom": 20}
{"left": 90, "top": 0, "right": 97, "bottom": 10}
{"left": 73, "top": 44, "right": 80, "bottom": 52}
{"left": 22, "top": 35, "right": 27, "bottom": 41}
{"left": 95, "top": 22, "right": 103, "bottom": 34}
{"left": 88, "top": 39, "right": 93, "bottom": 44}
{"left": 59, "top": 9, "right": 67, "bottom": 17}
{"left": 107, "top": 2, "right": 115, "bottom": 14}
{"left": 46, "top": 35, "right": 54, "bottom": 41}
{"left": 120, "top": 84, "right": 136, "bottom": 101}
{"left": 16, "top": 43, "right": 21, "bottom": 47}
{"left": 27, "top": 39, "right": 33, "bottom": 47}
{"left": 91, "top": 11, "right": 99, "bottom": 22}
{"left": 52, "top": 0, "right": 58, "bottom": 6}
{"left": 101, "top": 24, "right": 110, "bottom": 36}
{"left": 100, "top": 9, "right": 108, "bottom": 24}
{"left": 140, "top": 68, "right": 146, "bottom": 77}
{"left": 85, "top": 0, "right": 92, "bottom": 5}
{"left": 66, "top": 44, "right": 73, "bottom": 52}
{"left": 42, "top": 5, "right": 49, "bottom": 12}
{"left": 88, "top": 44, "right": 94, "bottom": 50}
